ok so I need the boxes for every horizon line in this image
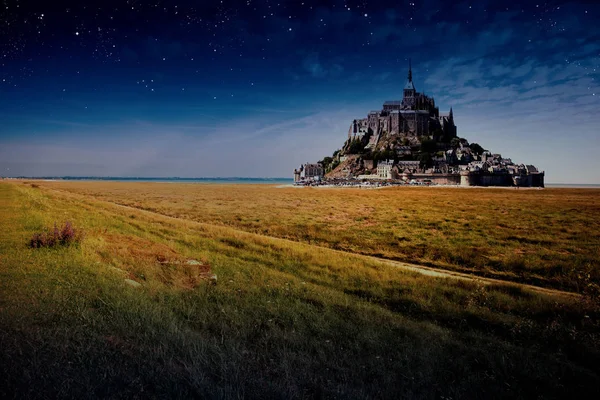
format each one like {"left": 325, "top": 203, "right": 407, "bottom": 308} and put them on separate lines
{"left": 1, "top": 176, "right": 294, "bottom": 180}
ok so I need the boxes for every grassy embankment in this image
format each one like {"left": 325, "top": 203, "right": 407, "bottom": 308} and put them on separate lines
{"left": 0, "top": 181, "right": 599, "bottom": 398}
{"left": 39, "top": 181, "right": 600, "bottom": 293}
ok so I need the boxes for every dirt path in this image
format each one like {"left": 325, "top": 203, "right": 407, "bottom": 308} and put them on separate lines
{"left": 358, "top": 254, "right": 581, "bottom": 299}
{"left": 40, "top": 184, "right": 583, "bottom": 300}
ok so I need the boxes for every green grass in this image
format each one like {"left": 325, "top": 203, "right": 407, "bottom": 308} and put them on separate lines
{"left": 1, "top": 182, "right": 599, "bottom": 398}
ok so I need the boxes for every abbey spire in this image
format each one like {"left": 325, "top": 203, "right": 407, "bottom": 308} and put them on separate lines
{"left": 403, "top": 59, "right": 416, "bottom": 103}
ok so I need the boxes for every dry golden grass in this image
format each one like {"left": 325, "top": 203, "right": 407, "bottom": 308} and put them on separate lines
{"left": 37, "top": 180, "right": 600, "bottom": 292}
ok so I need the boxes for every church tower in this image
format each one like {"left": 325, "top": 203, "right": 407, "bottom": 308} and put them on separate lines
{"left": 446, "top": 107, "right": 457, "bottom": 138}
{"left": 403, "top": 59, "right": 416, "bottom": 107}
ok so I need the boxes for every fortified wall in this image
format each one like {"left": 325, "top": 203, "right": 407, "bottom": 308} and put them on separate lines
{"left": 460, "top": 171, "right": 545, "bottom": 187}
{"left": 402, "top": 172, "right": 545, "bottom": 187}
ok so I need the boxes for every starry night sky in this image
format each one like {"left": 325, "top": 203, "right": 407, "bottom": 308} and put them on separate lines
{"left": 1, "top": 0, "right": 599, "bottom": 182}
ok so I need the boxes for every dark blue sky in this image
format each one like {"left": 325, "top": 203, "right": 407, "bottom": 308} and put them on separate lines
{"left": 1, "top": 0, "right": 599, "bottom": 182}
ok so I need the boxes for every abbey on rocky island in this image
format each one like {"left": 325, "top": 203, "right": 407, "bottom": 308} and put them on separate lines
{"left": 294, "top": 61, "right": 544, "bottom": 187}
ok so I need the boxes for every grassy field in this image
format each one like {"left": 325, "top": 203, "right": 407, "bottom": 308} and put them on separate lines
{"left": 36, "top": 180, "right": 600, "bottom": 293}
{"left": 1, "top": 181, "right": 599, "bottom": 398}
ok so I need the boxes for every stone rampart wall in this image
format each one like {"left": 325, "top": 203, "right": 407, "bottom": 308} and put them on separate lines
{"left": 412, "top": 174, "right": 461, "bottom": 185}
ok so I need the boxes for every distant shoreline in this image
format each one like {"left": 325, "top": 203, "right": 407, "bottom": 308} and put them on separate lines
{"left": 2, "top": 178, "right": 599, "bottom": 189}
{"left": 1, "top": 177, "right": 294, "bottom": 185}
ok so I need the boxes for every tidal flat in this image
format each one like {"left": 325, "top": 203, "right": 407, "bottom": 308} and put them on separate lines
{"left": 1, "top": 180, "right": 599, "bottom": 398}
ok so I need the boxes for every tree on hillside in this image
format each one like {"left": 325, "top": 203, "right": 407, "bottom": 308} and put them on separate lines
{"left": 470, "top": 143, "right": 486, "bottom": 156}
{"left": 319, "top": 156, "right": 334, "bottom": 172}
{"left": 419, "top": 153, "right": 433, "bottom": 169}
{"left": 347, "top": 138, "right": 364, "bottom": 154}
{"left": 372, "top": 147, "right": 396, "bottom": 162}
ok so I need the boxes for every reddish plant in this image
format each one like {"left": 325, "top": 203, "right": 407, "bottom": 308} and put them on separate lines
{"left": 29, "top": 221, "right": 84, "bottom": 248}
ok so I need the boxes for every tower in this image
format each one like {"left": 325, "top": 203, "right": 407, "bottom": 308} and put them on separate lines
{"left": 403, "top": 59, "right": 416, "bottom": 106}
{"left": 446, "top": 107, "right": 457, "bottom": 138}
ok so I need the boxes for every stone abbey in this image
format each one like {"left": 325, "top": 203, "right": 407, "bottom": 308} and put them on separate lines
{"left": 348, "top": 60, "right": 457, "bottom": 147}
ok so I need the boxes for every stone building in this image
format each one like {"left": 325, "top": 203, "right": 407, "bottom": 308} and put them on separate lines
{"left": 348, "top": 61, "right": 457, "bottom": 145}
{"left": 303, "top": 163, "right": 324, "bottom": 180}
{"left": 377, "top": 160, "right": 395, "bottom": 179}
{"left": 396, "top": 160, "right": 421, "bottom": 173}
{"left": 294, "top": 163, "right": 324, "bottom": 182}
